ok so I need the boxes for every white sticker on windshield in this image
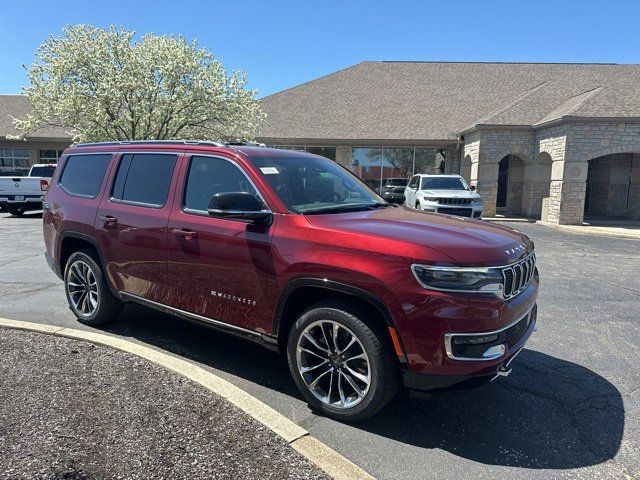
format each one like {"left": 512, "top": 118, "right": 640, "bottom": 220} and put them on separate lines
{"left": 260, "top": 167, "right": 279, "bottom": 174}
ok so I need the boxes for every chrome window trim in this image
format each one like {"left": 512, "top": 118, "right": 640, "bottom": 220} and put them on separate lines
{"left": 444, "top": 306, "right": 535, "bottom": 362}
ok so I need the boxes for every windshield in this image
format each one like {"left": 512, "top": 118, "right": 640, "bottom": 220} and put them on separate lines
{"left": 30, "top": 166, "right": 56, "bottom": 178}
{"left": 247, "top": 154, "right": 386, "bottom": 214}
{"left": 386, "top": 178, "right": 408, "bottom": 187}
{"left": 420, "top": 176, "right": 469, "bottom": 191}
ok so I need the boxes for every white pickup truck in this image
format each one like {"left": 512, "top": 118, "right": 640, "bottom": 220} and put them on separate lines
{"left": 0, "top": 164, "right": 57, "bottom": 216}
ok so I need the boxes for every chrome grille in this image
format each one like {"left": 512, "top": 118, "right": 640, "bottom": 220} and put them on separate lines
{"left": 437, "top": 197, "right": 472, "bottom": 205}
{"left": 502, "top": 253, "right": 536, "bottom": 299}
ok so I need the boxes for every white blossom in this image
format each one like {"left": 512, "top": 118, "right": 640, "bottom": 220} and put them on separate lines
{"left": 12, "top": 25, "right": 265, "bottom": 142}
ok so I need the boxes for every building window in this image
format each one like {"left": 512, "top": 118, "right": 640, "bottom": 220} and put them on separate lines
{"left": 0, "top": 148, "right": 30, "bottom": 175}
{"left": 270, "top": 145, "right": 336, "bottom": 161}
{"left": 352, "top": 146, "right": 446, "bottom": 190}
{"left": 39, "top": 149, "right": 65, "bottom": 163}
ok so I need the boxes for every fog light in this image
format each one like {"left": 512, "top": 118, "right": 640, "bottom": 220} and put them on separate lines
{"left": 453, "top": 334, "right": 498, "bottom": 345}
{"left": 482, "top": 344, "right": 506, "bottom": 359}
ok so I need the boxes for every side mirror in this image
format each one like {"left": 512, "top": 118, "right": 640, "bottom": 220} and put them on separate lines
{"left": 207, "top": 192, "right": 272, "bottom": 225}
{"left": 470, "top": 185, "right": 477, "bottom": 192}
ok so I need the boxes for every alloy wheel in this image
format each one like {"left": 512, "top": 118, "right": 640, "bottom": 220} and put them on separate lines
{"left": 66, "top": 260, "right": 99, "bottom": 317}
{"left": 296, "top": 320, "right": 371, "bottom": 409}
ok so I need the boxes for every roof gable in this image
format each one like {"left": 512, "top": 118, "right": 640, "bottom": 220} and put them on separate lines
{"left": 258, "top": 62, "right": 640, "bottom": 142}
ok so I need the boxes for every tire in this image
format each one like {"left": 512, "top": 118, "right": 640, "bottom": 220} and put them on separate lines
{"left": 415, "top": 201, "right": 421, "bottom": 211}
{"left": 8, "top": 205, "right": 26, "bottom": 216}
{"left": 286, "top": 301, "right": 399, "bottom": 422}
{"left": 64, "top": 249, "right": 123, "bottom": 326}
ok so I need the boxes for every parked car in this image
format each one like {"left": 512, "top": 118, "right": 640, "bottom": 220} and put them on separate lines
{"left": 405, "top": 174, "right": 483, "bottom": 218}
{"left": 43, "top": 141, "right": 538, "bottom": 421}
{"left": 0, "top": 164, "right": 56, "bottom": 216}
{"left": 376, "top": 177, "right": 408, "bottom": 203}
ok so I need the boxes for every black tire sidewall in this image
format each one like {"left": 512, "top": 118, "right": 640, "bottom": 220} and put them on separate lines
{"left": 286, "top": 304, "right": 396, "bottom": 421}
{"left": 64, "top": 250, "right": 116, "bottom": 326}
{"left": 9, "top": 206, "right": 25, "bottom": 216}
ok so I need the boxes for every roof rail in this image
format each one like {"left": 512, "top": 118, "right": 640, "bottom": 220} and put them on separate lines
{"left": 225, "top": 141, "right": 266, "bottom": 147}
{"left": 74, "top": 140, "right": 226, "bottom": 147}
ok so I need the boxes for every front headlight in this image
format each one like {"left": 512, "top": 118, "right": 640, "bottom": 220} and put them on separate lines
{"left": 423, "top": 196, "right": 438, "bottom": 202}
{"left": 411, "top": 264, "right": 503, "bottom": 295}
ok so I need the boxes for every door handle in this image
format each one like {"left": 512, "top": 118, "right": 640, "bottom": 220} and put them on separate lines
{"left": 99, "top": 215, "right": 117, "bottom": 228}
{"left": 171, "top": 228, "right": 197, "bottom": 240}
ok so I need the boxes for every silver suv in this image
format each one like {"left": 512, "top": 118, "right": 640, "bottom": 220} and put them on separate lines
{"left": 404, "top": 174, "right": 483, "bottom": 218}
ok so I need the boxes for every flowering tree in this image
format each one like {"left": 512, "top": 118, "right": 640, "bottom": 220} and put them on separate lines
{"left": 12, "top": 25, "right": 265, "bottom": 142}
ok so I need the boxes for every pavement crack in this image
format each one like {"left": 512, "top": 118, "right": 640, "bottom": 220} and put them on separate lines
{"left": 0, "top": 252, "right": 44, "bottom": 267}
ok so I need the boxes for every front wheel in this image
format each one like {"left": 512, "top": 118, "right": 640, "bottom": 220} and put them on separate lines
{"left": 287, "top": 301, "right": 398, "bottom": 422}
{"left": 64, "top": 250, "right": 123, "bottom": 326}
{"left": 415, "top": 201, "right": 421, "bottom": 211}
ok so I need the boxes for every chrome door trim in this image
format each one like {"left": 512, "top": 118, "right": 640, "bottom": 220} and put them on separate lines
{"left": 119, "top": 291, "right": 262, "bottom": 338}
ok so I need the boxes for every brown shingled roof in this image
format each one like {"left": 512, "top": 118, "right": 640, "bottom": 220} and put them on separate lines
{"left": 257, "top": 61, "right": 640, "bottom": 142}
{"left": 0, "top": 95, "right": 71, "bottom": 140}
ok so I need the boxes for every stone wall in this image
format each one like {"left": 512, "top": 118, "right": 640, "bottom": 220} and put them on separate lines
{"left": 335, "top": 145, "right": 353, "bottom": 170}
{"left": 444, "top": 145, "right": 461, "bottom": 174}
{"left": 567, "top": 122, "right": 640, "bottom": 162}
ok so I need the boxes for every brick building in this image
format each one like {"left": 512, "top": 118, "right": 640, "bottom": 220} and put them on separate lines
{"left": 3, "top": 62, "right": 640, "bottom": 224}
{"left": 257, "top": 62, "right": 640, "bottom": 224}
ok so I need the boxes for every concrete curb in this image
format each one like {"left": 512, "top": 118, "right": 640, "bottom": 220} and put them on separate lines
{"left": 0, "top": 317, "right": 374, "bottom": 480}
{"left": 535, "top": 221, "right": 640, "bottom": 240}
{"left": 484, "top": 216, "right": 640, "bottom": 239}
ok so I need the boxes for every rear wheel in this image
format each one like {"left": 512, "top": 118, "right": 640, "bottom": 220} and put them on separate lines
{"left": 8, "top": 205, "right": 26, "bottom": 216}
{"left": 64, "top": 250, "right": 122, "bottom": 326}
{"left": 287, "top": 301, "right": 398, "bottom": 422}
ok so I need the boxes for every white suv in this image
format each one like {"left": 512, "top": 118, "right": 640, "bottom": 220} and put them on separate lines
{"left": 405, "top": 174, "right": 483, "bottom": 218}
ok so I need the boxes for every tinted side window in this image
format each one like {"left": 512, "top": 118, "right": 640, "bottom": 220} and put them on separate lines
{"left": 184, "top": 155, "right": 257, "bottom": 212}
{"left": 408, "top": 175, "right": 419, "bottom": 188}
{"left": 59, "top": 154, "right": 112, "bottom": 197}
{"left": 112, "top": 153, "right": 177, "bottom": 206}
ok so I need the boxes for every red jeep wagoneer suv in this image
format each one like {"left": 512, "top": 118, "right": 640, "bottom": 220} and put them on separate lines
{"left": 43, "top": 141, "right": 538, "bottom": 421}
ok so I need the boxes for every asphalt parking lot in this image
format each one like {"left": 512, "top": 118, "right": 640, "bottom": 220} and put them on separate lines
{"left": 0, "top": 212, "right": 638, "bottom": 480}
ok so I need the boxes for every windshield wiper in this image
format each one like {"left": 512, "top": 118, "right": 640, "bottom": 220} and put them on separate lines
{"left": 302, "top": 203, "right": 389, "bottom": 215}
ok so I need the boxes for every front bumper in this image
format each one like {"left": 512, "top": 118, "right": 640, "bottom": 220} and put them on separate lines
{"left": 421, "top": 201, "right": 483, "bottom": 218}
{"left": 391, "top": 273, "right": 538, "bottom": 391}
{"left": 402, "top": 311, "right": 536, "bottom": 392}
{"left": 382, "top": 192, "right": 405, "bottom": 203}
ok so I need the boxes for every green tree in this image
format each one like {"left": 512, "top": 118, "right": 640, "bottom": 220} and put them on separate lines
{"left": 12, "top": 25, "right": 265, "bottom": 142}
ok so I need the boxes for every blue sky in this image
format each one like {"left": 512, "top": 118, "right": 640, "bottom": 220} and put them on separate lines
{"left": 1, "top": 0, "right": 639, "bottom": 97}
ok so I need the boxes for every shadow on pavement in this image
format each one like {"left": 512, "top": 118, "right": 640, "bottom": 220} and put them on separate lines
{"left": 0, "top": 211, "right": 43, "bottom": 219}
{"left": 104, "top": 303, "right": 624, "bottom": 470}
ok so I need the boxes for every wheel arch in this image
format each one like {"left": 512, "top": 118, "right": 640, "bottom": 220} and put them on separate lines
{"left": 58, "top": 232, "right": 118, "bottom": 295}
{"left": 273, "top": 278, "right": 407, "bottom": 363}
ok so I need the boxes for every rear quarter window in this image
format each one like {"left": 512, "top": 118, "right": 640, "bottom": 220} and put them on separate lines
{"left": 59, "top": 154, "right": 112, "bottom": 198}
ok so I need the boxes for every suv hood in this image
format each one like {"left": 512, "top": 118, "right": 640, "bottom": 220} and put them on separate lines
{"left": 418, "top": 189, "right": 481, "bottom": 199}
{"left": 305, "top": 207, "right": 533, "bottom": 266}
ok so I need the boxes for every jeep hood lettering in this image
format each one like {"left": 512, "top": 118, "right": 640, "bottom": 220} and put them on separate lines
{"left": 304, "top": 207, "right": 533, "bottom": 266}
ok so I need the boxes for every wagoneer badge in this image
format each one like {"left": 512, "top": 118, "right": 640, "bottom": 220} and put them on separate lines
{"left": 211, "top": 290, "right": 257, "bottom": 306}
